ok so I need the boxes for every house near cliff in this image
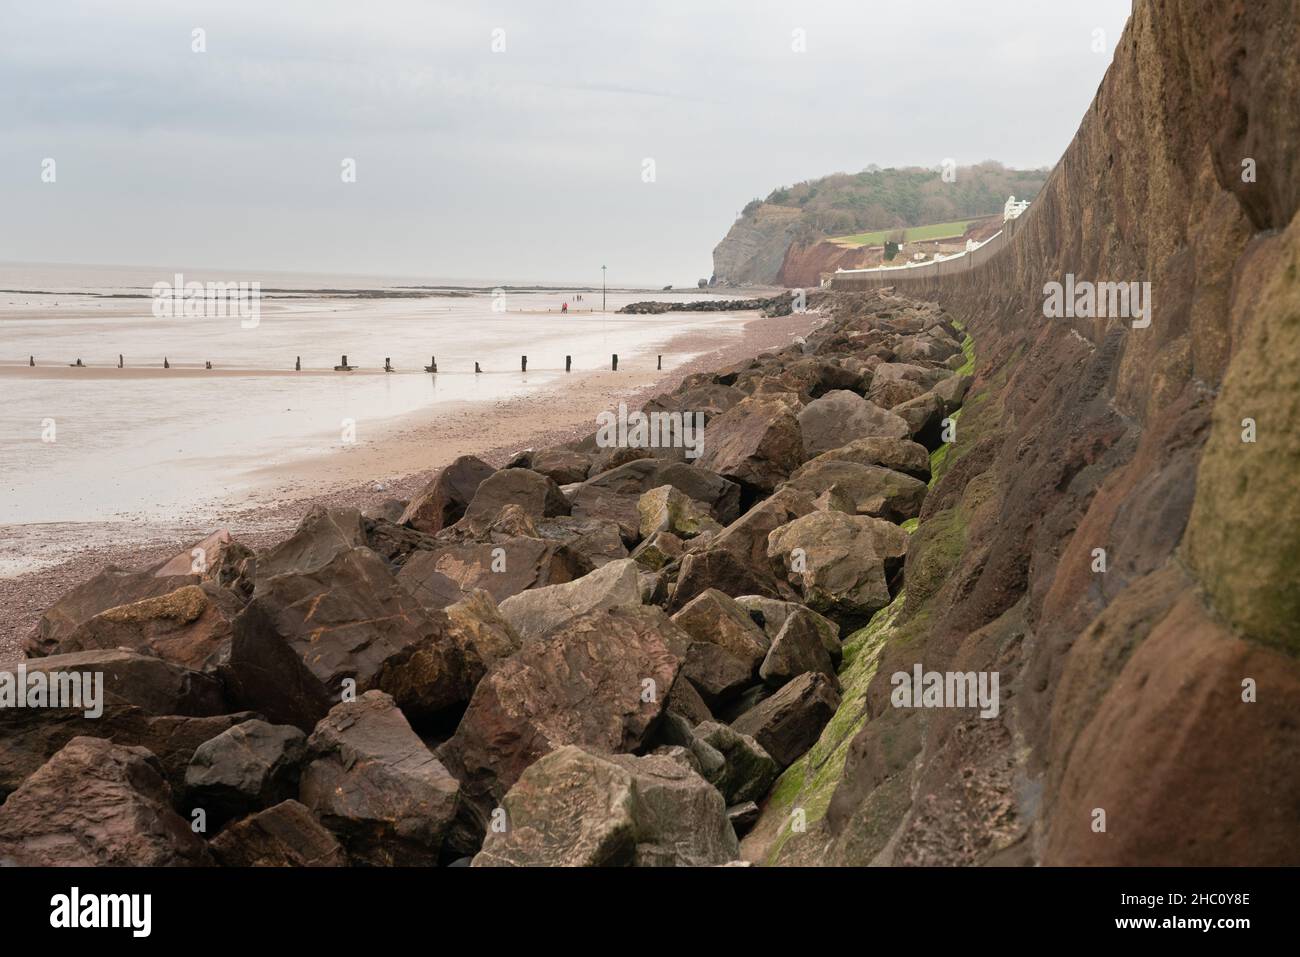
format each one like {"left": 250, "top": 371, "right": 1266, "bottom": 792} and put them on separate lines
{"left": 1004, "top": 195, "right": 1030, "bottom": 222}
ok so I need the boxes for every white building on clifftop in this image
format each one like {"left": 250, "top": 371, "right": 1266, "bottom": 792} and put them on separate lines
{"left": 1004, "top": 195, "right": 1031, "bottom": 222}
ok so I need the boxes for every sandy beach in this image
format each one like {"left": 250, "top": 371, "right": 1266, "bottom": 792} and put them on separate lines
{"left": 0, "top": 305, "right": 820, "bottom": 656}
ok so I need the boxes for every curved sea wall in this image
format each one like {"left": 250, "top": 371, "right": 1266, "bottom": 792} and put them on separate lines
{"left": 774, "top": 0, "right": 1300, "bottom": 864}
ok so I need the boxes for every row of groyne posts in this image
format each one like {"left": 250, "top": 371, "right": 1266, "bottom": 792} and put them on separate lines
{"left": 335, "top": 353, "right": 652, "bottom": 373}
{"left": 26, "top": 353, "right": 662, "bottom": 373}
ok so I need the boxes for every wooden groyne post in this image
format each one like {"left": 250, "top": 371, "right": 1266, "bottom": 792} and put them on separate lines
{"left": 521, "top": 356, "right": 527, "bottom": 372}
{"left": 424, "top": 355, "right": 438, "bottom": 373}
{"left": 612, "top": 354, "right": 618, "bottom": 371}
{"left": 385, "top": 357, "right": 393, "bottom": 372}
{"left": 565, "top": 355, "right": 571, "bottom": 372}
{"left": 475, "top": 361, "right": 481, "bottom": 374}
{"left": 295, "top": 356, "right": 301, "bottom": 371}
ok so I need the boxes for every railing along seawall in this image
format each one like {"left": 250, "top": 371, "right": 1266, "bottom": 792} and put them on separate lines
{"left": 829, "top": 214, "right": 1025, "bottom": 292}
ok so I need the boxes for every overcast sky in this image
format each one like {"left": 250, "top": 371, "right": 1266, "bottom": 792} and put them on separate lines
{"left": 0, "top": 0, "right": 1132, "bottom": 286}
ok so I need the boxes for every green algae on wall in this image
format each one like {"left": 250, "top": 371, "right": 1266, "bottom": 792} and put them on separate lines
{"left": 752, "top": 594, "right": 905, "bottom": 865}
{"left": 902, "top": 506, "right": 969, "bottom": 613}
{"left": 955, "top": 333, "right": 976, "bottom": 377}
{"left": 928, "top": 408, "right": 963, "bottom": 486}
{"left": 1185, "top": 224, "right": 1300, "bottom": 655}
{"left": 928, "top": 331, "right": 977, "bottom": 486}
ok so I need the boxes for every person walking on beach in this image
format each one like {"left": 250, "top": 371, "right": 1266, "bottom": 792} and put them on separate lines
{"left": 562, "top": 301, "right": 568, "bottom": 313}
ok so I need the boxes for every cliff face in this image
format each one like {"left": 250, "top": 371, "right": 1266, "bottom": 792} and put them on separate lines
{"left": 712, "top": 204, "right": 803, "bottom": 286}
{"left": 752, "top": 0, "right": 1300, "bottom": 865}
{"left": 777, "top": 241, "right": 877, "bottom": 289}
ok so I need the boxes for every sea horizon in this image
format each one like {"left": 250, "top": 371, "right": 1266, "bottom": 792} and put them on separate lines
{"left": 0, "top": 259, "right": 724, "bottom": 296}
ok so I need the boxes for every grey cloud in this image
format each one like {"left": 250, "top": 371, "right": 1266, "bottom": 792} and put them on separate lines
{"left": 0, "top": 0, "right": 1131, "bottom": 284}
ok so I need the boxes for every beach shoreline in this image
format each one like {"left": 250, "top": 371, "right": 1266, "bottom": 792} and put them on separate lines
{"left": 0, "top": 307, "right": 822, "bottom": 656}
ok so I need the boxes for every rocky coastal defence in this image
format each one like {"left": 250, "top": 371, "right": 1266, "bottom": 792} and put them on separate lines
{"left": 0, "top": 289, "right": 973, "bottom": 866}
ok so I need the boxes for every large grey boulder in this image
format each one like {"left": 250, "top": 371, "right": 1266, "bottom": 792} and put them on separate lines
{"left": 569, "top": 459, "right": 741, "bottom": 543}
{"left": 0, "top": 737, "right": 211, "bottom": 866}
{"left": 184, "top": 719, "right": 307, "bottom": 823}
{"left": 932, "top": 372, "right": 973, "bottom": 413}
{"left": 696, "top": 392, "right": 805, "bottom": 494}
{"left": 439, "top": 606, "right": 686, "bottom": 824}
{"left": 529, "top": 448, "right": 594, "bottom": 485}
{"left": 758, "top": 614, "right": 839, "bottom": 689}
{"left": 735, "top": 596, "right": 841, "bottom": 666}
{"left": 670, "top": 487, "right": 816, "bottom": 610}
{"left": 534, "top": 516, "right": 629, "bottom": 568}
{"left": 782, "top": 459, "right": 927, "bottom": 523}
{"left": 228, "top": 546, "right": 468, "bottom": 731}
{"left": 670, "top": 588, "right": 771, "bottom": 676}
{"left": 57, "top": 582, "right": 244, "bottom": 674}
{"left": 399, "top": 455, "right": 496, "bottom": 534}
{"left": 254, "top": 507, "right": 367, "bottom": 590}
{"left": 868, "top": 377, "right": 926, "bottom": 409}
{"left": 209, "top": 799, "right": 346, "bottom": 867}
{"left": 891, "top": 391, "right": 947, "bottom": 447}
{"left": 665, "top": 675, "right": 714, "bottom": 726}
{"left": 766, "top": 510, "right": 908, "bottom": 629}
{"left": 637, "top": 485, "right": 722, "bottom": 540}
{"left": 460, "top": 468, "right": 570, "bottom": 533}
{"left": 471, "top": 746, "right": 738, "bottom": 867}
{"left": 25, "top": 566, "right": 204, "bottom": 658}
{"left": 630, "top": 530, "right": 685, "bottom": 570}
{"left": 730, "top": 672, "right": 840, "bottom": 769}
{"left": 795, "top": 436, "right": 931, "bottom": 482}
{"left": 396, "top": 537, "right": 582, "bottom": 609}
{"left": 26, "top": 527, "right": 256, "bottom": 658}
{"left": 441, "top": 590, "right": 522, "bottom": 689}
{"left": 797, "top": 390, "right": 909, "bottom": 458}
{"left": 680, "top": 642, "right": 752, "bottom": 708}
{"left": 299, "top": 692, "right": 460, "bottom": 866}
{"left": 695, "top": 721, "right": 780, "bottom": 805}
{"left": 869, "top": 361, "right": 947, "bottom": 390}
{"left": 497, "top": 557, "right": 642, "bottom": 641}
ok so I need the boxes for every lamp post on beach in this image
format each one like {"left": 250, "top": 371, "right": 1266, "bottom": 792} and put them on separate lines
{"left": 602, "top": 265, "right": 606, "bottom": 312}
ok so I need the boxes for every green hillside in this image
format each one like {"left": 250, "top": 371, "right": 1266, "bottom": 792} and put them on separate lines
{"left": 741, "top": 161, "right": 1048, "bottom": 243}
{"left": 831, "top": 218, "right": 979, "bottom": 247}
